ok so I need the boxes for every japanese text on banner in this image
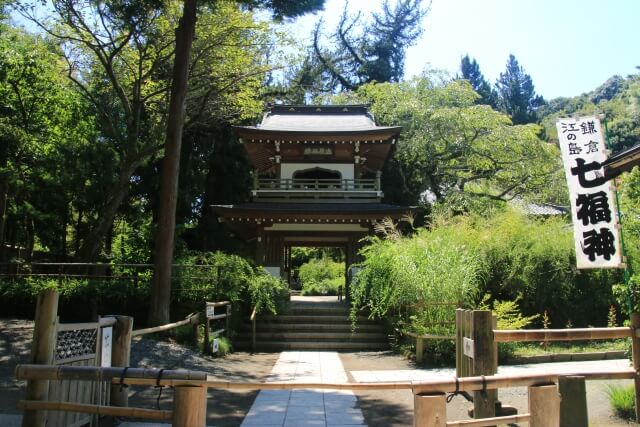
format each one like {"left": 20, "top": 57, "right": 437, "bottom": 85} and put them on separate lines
{"left": 556, "top": 116, "right": 623, "bottom": 269}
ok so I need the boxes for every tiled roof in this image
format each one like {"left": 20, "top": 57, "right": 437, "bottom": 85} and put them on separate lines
{"left": 511, "top": 198, "right": 568, "bottom": 216}
{"left": 237, "top": 105, "right": 400, "bottom": 134}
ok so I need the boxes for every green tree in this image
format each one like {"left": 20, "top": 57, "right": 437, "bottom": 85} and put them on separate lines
{"left": 495, "top": 54, "right": 544, "bottom": 124}
{"left": 354, "top": 75, "right": 560, "bottom": 207}
{"left": 459, "top": 54, "right": 497, "bottom": 108}
{"left": 306, "top": 0, "right": 426, "bottom": 94}
{"left": 149, "top": 0, "right": 325, "bottom": 326}
{"left": 0, "top": 27, "right": 94, "bottom": 259}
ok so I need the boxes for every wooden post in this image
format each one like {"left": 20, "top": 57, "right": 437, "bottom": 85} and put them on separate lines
{"left": 631, "top": 312, "right": 640, "bottom": 423}
{"left": 414, "top": 392, "right": 446, "bottom": 427}
{"left": 204, "top": 304, "right": 210, "bottom": 356}
{"left": 472, "top": 310, "right": 496, "bottom": 419}
{"left": 110, "top": 316, "right": 133, "bottom": 407}
{"left": 416, "top": 338, "right": 424, "bottom": 364}
{"left": 172, "top": 385, "right": 207, "bottom": 427}
{"left": 191, "top": 313, "right": 200, "bottom": 349}
{"left": 558, "top": 375, "right": 588, "bottom": 427}
{"left": 455, "top": 309, "right": 463, "bottom": 377}
{"left": 528, "top": 383, "right": 560, "bottom": 427}
{"left": 22, "top": 289, "right": 59, "bottom": 427}
{"left": 225, "top": 304, "right": 231, "bottom": 335}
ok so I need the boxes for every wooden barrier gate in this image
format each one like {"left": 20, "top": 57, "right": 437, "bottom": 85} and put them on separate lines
{"left": 23, "top": 290, "right": 116, "bottom": 427}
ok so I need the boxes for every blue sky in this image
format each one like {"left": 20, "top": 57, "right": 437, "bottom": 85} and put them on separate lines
{"left": 290, "top": 0, "right": 640, "bottom": 99}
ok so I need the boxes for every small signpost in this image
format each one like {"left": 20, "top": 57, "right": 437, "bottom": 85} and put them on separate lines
{"left": 101, "top": 326, "right": 113, "bottom": 367}
{"left": 204, "top": 301, "right": 231, "bottom": 355}
{"left": 463, "top": 337, "right": 474, "bottom": 359}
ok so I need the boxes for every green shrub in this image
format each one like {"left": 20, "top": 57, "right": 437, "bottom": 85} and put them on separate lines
{"left": 607, "top": 384, "right": 635, "bottom": 420}
{"left": 299, "top": 258, "right": 344, "bottom": 296}
{"left": 247, "top": 270, "right": 289, "bottom": 315}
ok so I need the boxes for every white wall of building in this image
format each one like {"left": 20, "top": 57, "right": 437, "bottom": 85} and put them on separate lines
{"left": 280, "top": 163, "right": 354, "bottom": 180}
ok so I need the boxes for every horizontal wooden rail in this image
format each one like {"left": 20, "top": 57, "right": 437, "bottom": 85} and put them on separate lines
{"left": 17, "top": 400, "right": 172, "bottom": 421}
{"left": 207, "top": 301, "right": 231, "bottom": 308}
{"left": 16, "top": 365, "right": 208, "bottom": 382}
{"left": 493, "top": 326, "right": 633, "bottom": 343}
{"left": 16, "top": 364, "right": 635, "bottom": 391}
{"left": 132, "top": 313, "right": 199, "bottom": 337}
{"left": 406, "top": 331, "right": 455, "bottom": 340}
{"left": 446, "top": 413, "right": 531, "bottom": 426}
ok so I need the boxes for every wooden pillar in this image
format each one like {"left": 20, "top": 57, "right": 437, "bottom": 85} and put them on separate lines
{"left": 110, "top": 315, "right": 134, "bottom": 407}
{"left": 191, "top": 312, "right": 200, "bottom": 349}
{"left": 172, "top": 385, "right": 207, "bottom": 427}
{"left": 415, "top": 338, "right": 424, "bottom": 364}
{"left": 631, "top": 312, "right": 640, "bottom": 423}
{"left": 529, "top": 384, "right": 560, "bottom": 427}
{"left": 255, "top": 230, "right": 264, "bottom": 265}
{"left": 455, "top": 309, "right": 463, "bottom": 377}
{"left": 558, "top": 375, "right": 588, "bottom": 427}
{"left": 204, "top": 303, "right": 211, "bottom": 356}
{"left": 22, "top": 290, "right": 59, "bottom": 427}
{"left": 414, "top": 392, "right": 446, "bottom": 427}
{"left": 472, "top": 310, "right": 497, "bottom": 419}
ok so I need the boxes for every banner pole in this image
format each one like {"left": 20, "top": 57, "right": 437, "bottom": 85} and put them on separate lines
{"left": 603, "top": 117, "right": 633, "bottom": 313}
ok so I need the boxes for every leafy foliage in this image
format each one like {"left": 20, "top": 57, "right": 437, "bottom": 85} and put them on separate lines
{"left": 495, "top": 54, "right": 545, "bottom": 125}
{"left": 299, "top": 257, "right": 344, "bottom": 296}
{"left": 351, "top": 208, "right": 616, "bottom": 335}
{"left": 349, "top": 75, "right": 561, "bottom": 206}
{"left": 607, "top": 385, "right": 636, "bottom": 420}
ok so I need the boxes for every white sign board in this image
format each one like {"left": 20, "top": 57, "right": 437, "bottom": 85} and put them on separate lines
{"left": 101, "top": 326, "right": 112, "bottom": 367}
{"left": 206, "top": 305, "right": 216, "bottom": 319}
{"left": 556, "top": 116, "right": 623, "bottom": 269}
{"left": 463, "top": 337, "right": 474, "bottom": 359}
{"left": 212, "top": 338, "right": 219, "bottom": 354}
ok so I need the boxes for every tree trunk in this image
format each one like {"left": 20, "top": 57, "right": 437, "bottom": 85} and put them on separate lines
{"left": 148, "top": 0, "right": 198, "bottom": 326}
{"left": 78, "top": 161, "right": 137, "bottom": 261}
{"left": 0, "top": 181, "right": 8, "bottom": 262}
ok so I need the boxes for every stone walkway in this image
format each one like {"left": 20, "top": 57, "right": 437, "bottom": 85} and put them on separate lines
{"left": 240, "top": 351, "right": 365, "bottom": 427}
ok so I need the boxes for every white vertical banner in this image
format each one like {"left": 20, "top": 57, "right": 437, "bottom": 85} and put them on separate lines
{"left": 557, "top": 116, "right": 623, "bottom": 269}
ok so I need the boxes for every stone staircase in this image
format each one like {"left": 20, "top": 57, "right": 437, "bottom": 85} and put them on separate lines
{"left": 234, "top": 296, "right": 390, "bottom": 351}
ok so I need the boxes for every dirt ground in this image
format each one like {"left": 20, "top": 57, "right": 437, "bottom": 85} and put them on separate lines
{"left": 1, "top": 318, "right": 636, "bottom": 426}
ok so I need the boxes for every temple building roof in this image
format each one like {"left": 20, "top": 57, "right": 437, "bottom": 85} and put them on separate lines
{"left": 234, "top": 104, "right": 401, "bottom": 139}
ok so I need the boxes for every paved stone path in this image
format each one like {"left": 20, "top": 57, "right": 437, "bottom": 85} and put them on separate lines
{"left": 240, "top": 351, "right": 365, "bottom": 427}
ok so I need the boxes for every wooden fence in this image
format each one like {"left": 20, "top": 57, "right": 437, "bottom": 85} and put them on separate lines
{"left": 22, "top": 290, "right": 119, "bottom": 427}
{"left": 15, "top": 364, "right": 636, "bottom": 427}
{"left": 456, "top": 308, "right": 640, "bottom": 424}
{"left": 19, "top": 291, "right": 640, "bottom": 426}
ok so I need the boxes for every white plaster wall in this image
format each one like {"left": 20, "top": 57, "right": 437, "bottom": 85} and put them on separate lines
{"left": 264, "top": 266, "right": 281, "bottom": 277}
{"left": 280, "top": 163, "right": 354, "bottom": 180}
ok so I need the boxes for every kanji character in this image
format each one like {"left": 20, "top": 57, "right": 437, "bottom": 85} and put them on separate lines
{"left": 568, "top": 143, "right": 582, "bottom": 155}
{"left": 584, "top": 140, "right": 598, "bottom": 154}
{"left": 580, "top": 121, "right": 598, "bottom": 134}
{"left": 581, "top": 228, "right": 616, "bottom": 261}
{"left": 576, "top": 191, "right": 611, "bottom": 225}
{"left": 570, "top": 158, "right": 607, "bottom": 188}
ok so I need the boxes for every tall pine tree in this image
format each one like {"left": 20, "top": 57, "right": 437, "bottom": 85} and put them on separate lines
{"left": 495, "top": 54, "right": 544, "bottom": 124}
{"left": 459, "top": 55, "right": 497, "bottom": 108}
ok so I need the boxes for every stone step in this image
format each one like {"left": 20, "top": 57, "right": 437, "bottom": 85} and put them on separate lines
{"left": 234, "top": 340, "right": 390, "bottom": 351}
{"left": 258, "top": 315, "right": 377, "bottom": 324}
{"left": 242, "top": 322, "right": 384, "bottom": 332}
{"left": 240, "top": 331, "right": 388, "bottom": 342}
{"left": 283, "top": 306, "right": 350, "bottom": 316}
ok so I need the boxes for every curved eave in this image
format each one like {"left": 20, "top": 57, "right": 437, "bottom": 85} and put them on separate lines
{"left": 211, "top": 203, "right": 416, "bottom": 220}
{"left": 233, "top": 126, "right": 402, "bottom": 142}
